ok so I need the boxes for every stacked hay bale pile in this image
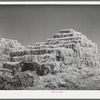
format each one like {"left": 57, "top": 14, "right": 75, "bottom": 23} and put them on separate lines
{"left": 0, "top": 29, "right": 100, "bottom": 90}
{"left": 5, "top": 29, "right": 99, "bottom": 74}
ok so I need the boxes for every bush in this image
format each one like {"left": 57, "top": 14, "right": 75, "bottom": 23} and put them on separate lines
{"left": 0, "top": 71, "right": 39, "bottom": 90}
{"left": 39, "top": 73, "right": 82, "bottom": 90}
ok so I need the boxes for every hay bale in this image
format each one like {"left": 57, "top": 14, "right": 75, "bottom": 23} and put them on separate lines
{"left": 13, "top": 55, "right": 36, "bottom": 63}
{"left": 3, "top": 62, "right": 21, "bottom": 71}
{"left": 59, "top": 29, "right": 75, "bottom": 33}
{"left": 0, "top": 68, "right": 12, "bottom": 76}
{"left": 36, "top": 54, "right": 56, "bottom": 64}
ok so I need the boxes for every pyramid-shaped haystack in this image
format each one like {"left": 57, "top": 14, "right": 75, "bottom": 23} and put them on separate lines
{"left": 2, "top": 29, "right": 99, "bottom": 76}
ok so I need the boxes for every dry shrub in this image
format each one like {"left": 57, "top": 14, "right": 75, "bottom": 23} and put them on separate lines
{"left": 39, "top": 72, "right": 83, "bottom": 90}
{"left": 0, "top": 71, "right": 39, "bottom": 90}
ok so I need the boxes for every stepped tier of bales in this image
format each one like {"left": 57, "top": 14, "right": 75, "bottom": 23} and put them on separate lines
{"left": 10, "top": 29, "right": 98, "bottom": 57}
{"left": 1, "top": 29, "right": 99, "bottom": 77}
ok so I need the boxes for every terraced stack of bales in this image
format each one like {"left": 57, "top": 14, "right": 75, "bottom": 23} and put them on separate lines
{"left": 0, "top": 29, "right": 100, "bottom": 90}
{"left": 4, "top": 29, "right": 99, "bottom": 76}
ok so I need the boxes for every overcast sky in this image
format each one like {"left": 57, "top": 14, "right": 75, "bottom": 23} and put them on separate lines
{"left": 0, "top": 5, "right": 100, "bottom": 52}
